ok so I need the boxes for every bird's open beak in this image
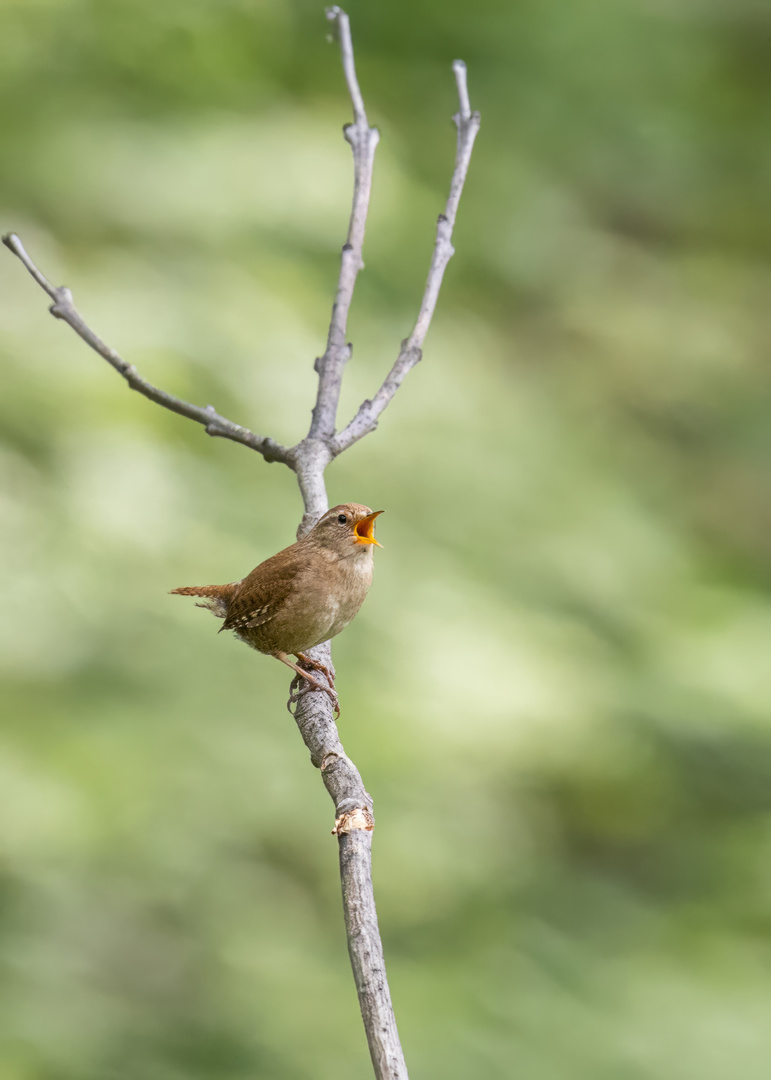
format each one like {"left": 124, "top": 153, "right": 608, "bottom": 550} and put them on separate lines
{"left": 354, "top": 510, "right": 384, "bottom": 547}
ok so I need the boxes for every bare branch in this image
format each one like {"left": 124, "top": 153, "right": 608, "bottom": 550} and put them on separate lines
{"left": 288, "top": 439, "right": 333, "bottom": 537}
{"left": 2, "top": 233, "right": 289, "bottom": 463}
{"left": 308, "top": 7, "right": 380, "bottom": 442}
{"left": 290, "top": 636, "right": 409, "bottom": 1080}
{"left": 452, "top": 57, "right": 472, "bottom": 125}
{"left": 327, "top": 4, "right": 367, "bottom": 125}
{"left": 331, "top": 61, "right": 480, "bottom": 455}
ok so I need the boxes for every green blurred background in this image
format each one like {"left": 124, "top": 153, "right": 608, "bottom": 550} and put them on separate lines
{"left": 2, "top": 0, "right": 770, "bottom": 1077}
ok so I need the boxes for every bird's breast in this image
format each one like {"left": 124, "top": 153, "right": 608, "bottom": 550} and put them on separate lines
{"left": 327, "top": 551, "right": 373, "bottom": 631}
{"left": 298, "top": 549, "right": 373, "bottom": 648}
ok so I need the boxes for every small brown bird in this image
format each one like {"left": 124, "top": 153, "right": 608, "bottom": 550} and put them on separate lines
{"left": 171, "top": 503, "right": 383, "bottom": 714}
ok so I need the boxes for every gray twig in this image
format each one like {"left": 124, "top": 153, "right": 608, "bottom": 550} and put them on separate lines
{"left": 1, "top": 233, "right": 288, "bottom": 463}
{"left": 308, "top": 6, "right": 380, "bottom": 441}
{"left": 292, "top": 646, "right": 409, "bottom": 1080}
{"left": 331, "top": 58, "right": 480, "bottom": 455}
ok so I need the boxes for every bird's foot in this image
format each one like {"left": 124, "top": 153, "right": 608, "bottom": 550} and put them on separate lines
{"left": 275, "top": 650, "right": 340, "bottom": 718}
{"left": 286, "top": 670, "right": 340, "bottom": 719}
{"left": 295, "top": 652, "right": 336, "bottom": 690}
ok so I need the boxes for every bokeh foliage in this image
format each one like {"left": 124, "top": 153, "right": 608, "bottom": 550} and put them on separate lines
{"left": 1, "top": 0, "right": 770, "bottom": 1077}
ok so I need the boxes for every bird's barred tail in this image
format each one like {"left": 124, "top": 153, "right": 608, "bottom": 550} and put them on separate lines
{"left": 169, "top": 585, "right": 227, "bottom": 597}
{"left": 169, "top": 583, "right": 235, "bottom": 620}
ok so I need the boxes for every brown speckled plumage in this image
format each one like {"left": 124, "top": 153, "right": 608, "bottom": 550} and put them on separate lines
{"left": 171, "top": 503, "right": 383, "bottom": 712}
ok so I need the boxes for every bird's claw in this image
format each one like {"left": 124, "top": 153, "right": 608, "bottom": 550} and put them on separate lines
{"left": 295, "top": 652, "right": 336, "bottom": 690}
{"left": 286, "top": 669, "right": 340, "bottom": 718}
{"left": 287, "top": 673, "right": 306, "bottom": 715}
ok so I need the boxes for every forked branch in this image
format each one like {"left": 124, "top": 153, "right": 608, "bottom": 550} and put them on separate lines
{"left": 4, "top": 11, "right": 478, "bottom": 1080}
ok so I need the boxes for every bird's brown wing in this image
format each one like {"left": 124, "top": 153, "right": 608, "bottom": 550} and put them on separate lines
{"left": 219, "top": 546, "right": 303, "bottom": 635}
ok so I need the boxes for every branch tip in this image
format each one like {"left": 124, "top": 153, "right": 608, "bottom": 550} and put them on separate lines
{"left": 452, "top": 58, "right": 472, "bottom": 121}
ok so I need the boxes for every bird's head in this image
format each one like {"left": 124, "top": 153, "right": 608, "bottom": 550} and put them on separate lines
{"left": 309, "top": 503, "right": 384, "bottom": 556}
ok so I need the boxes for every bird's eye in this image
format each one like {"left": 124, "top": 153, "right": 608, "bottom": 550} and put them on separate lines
{"left": 337, "top": 514, "right": 348, "bottom": 525}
